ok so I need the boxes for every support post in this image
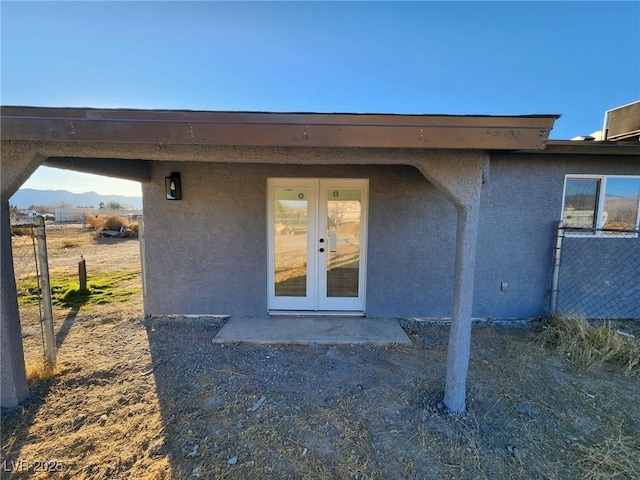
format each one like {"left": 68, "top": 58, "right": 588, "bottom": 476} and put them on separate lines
{"left": 412, "top": 152, "right": 485, "bottom": 414}
{"left": 35, "top": 216, "right": 56, "bottom": 365}
{"left": 443, "top": 205, "right": 480, "bottom": 413}
{"left": 0, "top": 199, "right": 30, "bottom": 407}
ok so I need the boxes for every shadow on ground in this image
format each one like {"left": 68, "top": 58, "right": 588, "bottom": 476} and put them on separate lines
{"left": 56, "top": 306, "right": 80, "bottom": 347}
{"left": 1, "top": 307, "right": 81, "bottom": 472}
{"left": 144, "top": 317, "right": 640, "bottom": 480}
{"left": 4, "top": 314, "right": 639, "bottom": 479}
{"left": 145, "top": 316, "right": 450, "bottom": 479}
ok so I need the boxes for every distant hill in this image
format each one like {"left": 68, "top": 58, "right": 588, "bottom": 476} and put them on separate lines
{"left": 10, "top": 188, "right": 143, "bottom": 210}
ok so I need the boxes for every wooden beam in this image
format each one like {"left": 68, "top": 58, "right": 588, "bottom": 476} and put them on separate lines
{"left": 2, "top": 106, "right": 558, "bottom": 150}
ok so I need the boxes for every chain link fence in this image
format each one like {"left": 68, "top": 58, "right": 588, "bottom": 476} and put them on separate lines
{"left": 551, "top": 223, "right": 640, "bottom": 319}
{"left": 11, "top": 223, "right": 46, "bottom": 363}
{"left": 11, "top": 220, "right": 56, "bottom": 365}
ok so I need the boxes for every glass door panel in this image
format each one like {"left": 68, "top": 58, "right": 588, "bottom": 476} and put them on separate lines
{"left": 268, "top": 178, "right": 366, "bottom": 313}
{"left": 274, "top": 187, "right": 309, "bottom": 297}
{"left": 325, "top": 189, "right": 361, "bottom": 298}
{"left": 317, "top": 180, "right": 367, "bottom": 312}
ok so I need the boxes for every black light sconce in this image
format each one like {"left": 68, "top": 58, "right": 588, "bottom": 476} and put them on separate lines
{"left": 165, "top": 172, "right": 182, "bottom": 200}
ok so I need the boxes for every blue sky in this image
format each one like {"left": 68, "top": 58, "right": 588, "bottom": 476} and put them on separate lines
{"left": 2, "top": 1, "right": 639, "bottom": 197}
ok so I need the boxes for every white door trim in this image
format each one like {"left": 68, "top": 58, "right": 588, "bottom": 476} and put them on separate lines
{"left": 267, "top": 178, "right": 368, "bottom": 313}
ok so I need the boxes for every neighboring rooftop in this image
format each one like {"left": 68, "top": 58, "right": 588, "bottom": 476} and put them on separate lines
{"left": 603, "top": 100, "right": 640, "bottom": 141}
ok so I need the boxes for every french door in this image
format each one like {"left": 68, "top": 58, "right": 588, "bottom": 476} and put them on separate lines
{"left": 267, "top": 178, "right": 368, "bottom": 312}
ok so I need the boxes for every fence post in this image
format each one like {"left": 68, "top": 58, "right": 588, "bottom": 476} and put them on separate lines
{"left": 35, "top": 215, "right": 56, "bottom": 365}
{"left": 78, "top": 256, "right": 87, "bottom": 291}
{"left": 549, "top": 221, "right": 564, "bottom": 316}
{"left": 138, "top": 217, "right": 147, "bottom": 315}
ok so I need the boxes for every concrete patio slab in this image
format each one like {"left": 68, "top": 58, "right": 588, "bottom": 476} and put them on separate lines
{"left": 212, "top": 317, "right": 412, "bottom": 345}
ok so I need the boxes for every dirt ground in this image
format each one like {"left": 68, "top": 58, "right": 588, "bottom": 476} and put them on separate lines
{"left": 2, "top": 225, "right": 639, "bottom": 479}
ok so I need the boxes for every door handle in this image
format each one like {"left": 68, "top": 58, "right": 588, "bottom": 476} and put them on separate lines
{"left": 319, "top": 248, "right": 325, "bottom": 253}
{"left": 319, "top": 238, "right": 325, "bottom": 243}
{"left": 329, "top": 232, "right": 338, "bottom": 252}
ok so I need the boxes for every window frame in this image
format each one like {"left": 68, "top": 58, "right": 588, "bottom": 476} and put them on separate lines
{"left": 561, "top": 174, "right": 640, "bottom": 237}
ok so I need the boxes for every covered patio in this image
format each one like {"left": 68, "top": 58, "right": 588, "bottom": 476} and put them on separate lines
{"left": 1, "top": 106, "right": 557, "bottom": 411}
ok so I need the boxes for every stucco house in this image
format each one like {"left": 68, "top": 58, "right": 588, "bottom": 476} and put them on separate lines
{"left": 1, "top": 104, "right": 639, "bottom": 410}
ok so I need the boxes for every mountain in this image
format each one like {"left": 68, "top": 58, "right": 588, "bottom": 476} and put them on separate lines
{"left": 10, "top": 189, "right": 143, "bottom": 210}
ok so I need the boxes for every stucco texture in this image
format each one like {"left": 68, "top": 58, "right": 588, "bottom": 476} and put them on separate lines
{"left": 141, "top": 154, "right": 639, "bottom": 319}
{"left": 142, "top": 162, "right": 459, "bottom": 317}
{"left": 475, "top": 154, "right": 640, "bottom": 319}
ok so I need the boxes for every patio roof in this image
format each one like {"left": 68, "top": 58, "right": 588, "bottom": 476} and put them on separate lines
{"left": 533, "top": 140, "right": 640, "bottom": 156}
{"left": 1, "top": 106, "right": 558, "bottom": 150}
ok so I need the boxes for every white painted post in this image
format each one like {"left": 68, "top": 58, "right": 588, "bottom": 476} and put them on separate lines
{"left": 443, "top": 204, "right": 480, "bottom": 413}
{"left": 35, "top": 215, "right": 56, "bottom": 365}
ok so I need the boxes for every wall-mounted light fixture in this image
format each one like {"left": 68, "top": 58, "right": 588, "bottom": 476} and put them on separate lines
{"left": 165, "top": 172, "right": 182, "bottom": 200}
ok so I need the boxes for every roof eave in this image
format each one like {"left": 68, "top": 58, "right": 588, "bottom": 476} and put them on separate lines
{"left": 1, "top": 106, "right": 558, "bottom": 151}
{"left": 511, "top": 140, "right": 640, "bottom": 156}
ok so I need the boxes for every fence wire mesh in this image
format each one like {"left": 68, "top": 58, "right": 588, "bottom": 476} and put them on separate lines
{"left": 553, "top": 224, "right": 640, "bottom": 319}
{"left": 11, "top": 223, "right": 46, "bottom": 363}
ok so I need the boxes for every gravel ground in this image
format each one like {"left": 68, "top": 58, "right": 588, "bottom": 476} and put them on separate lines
{"left": 3, "top": 225, "right": 639, "bottom": 479}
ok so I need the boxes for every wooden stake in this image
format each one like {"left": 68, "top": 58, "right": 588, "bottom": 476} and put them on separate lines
{"left": 79, "top": 257, "right": 87, "bottom": 291}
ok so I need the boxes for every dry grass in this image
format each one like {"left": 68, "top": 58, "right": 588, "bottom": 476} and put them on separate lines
{"left": 11, "top": 227, "right": 35, "bottom": 237}
{"left": 61, "top": 240, "right": 81, "bottom": 249}
{"left": 198, "top": 400, "right": 381, "bottom": 480}
{"left": 574, "top": 426, "right": 640, "bottom": 480}
{"left": 543, "top": 316, "right": 640, "bottom": 375}
{"left": 24, "top": 358, "right": 63, "bottom": 384}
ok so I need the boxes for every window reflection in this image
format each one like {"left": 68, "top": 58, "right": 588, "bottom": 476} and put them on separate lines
{"left": 563, "top": 179, "right": 599, "bottom": 228}
{"left": 274, "top": 188, "right": 308, "bottom": 297}
{"left": 326, "top": 190, "right": 361, "bottom": 298}
{"left": 604, "top": 178, "right": 640, "bottom": 230}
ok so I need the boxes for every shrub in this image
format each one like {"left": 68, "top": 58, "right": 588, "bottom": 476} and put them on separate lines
{"left": 86, "top": 214, "right": 138, "bottom": 236}
{"left": 86, "top": 214, "right": 103, "bottom": 229}
{"left": 103, "top": 215, "right": 128, "bottom": 231}
{"left": 25, "top": 358, "right": 62, "bottom": 384}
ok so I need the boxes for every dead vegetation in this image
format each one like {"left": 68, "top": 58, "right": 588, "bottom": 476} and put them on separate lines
{"left": 10, "top": 227, "right": 35, "bottom": 237}
{"left": 3, "top": 225, "right": 640, "bottom": 479}
{"left": 24, "top": 358, "right": 63, "bottom": 384}
{"left": 574, "top": 426, "right": 640, "bottom": 480}
{"left": 543, "top": 315, "right": 640, "bottom": 375}
{"left": 86, "top": 214, "right": 138, "bottom": 238}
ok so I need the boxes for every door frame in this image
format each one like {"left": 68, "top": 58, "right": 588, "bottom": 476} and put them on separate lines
{"left": 267, "top": 177, "right": 368, "bottom": 314}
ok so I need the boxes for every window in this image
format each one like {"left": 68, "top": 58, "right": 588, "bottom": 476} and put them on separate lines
{"left": 562, "top": 175, "right": 640, "bottom": 233}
